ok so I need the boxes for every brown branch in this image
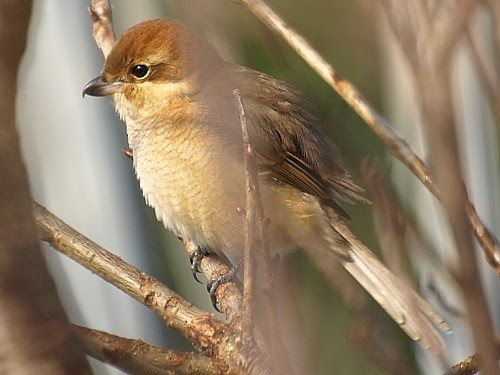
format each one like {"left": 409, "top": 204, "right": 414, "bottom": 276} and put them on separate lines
{"left": 34, "top": 202, "right": 271, "bottom": 375}
{"left": 74, "top": 325, "right": 222, "bottom": 375}
{"left": 33, "top": 203, "right": 225, "bottom": 349}
{"left": 182, "top": 239, "right": 244, "bottom": 325}
{"left": 444, "top": 337, "right": 500, "bottom": 375}
{"left": 233, "top": 0, "right": 438, "bottom": 195}
{"left": 466, "top": 202, "right": 500, "bottom": 275}
{"left": 88, "top": 0, "right": 115, "bottom": 58}
{"left": 232, "top": 0, "right": 500, "bottom": 273}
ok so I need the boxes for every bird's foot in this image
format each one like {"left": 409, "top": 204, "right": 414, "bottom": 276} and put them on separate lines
{"left": 189, "top": 246, "right": 211, "bottom": 283}
{"left": 207, "top": 262, "right": 241, "bottom": 312}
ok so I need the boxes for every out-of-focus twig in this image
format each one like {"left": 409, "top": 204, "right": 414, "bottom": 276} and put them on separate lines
{"left": 483, "top": 0, "right": 500, "bottom": 74}
{"left": 0, "top": 1, "right": 92, "bottom": 373}
{"left": 362, "top": 161, "right": 408, "bottom": 279}
{"left": 378, "top": 1, "right": 499, "bottom": 373}
{"left": 431, "top": 0, "right": 478, "bottom": 68}
{"left": 465, "top": 27, "right": 500, "bottom": 126}
{"left": 235, "top": 89, "right": 294, "bottom": 374}
{"left": 234, "top": 88, "right": 258, "bottom": 343}
{"left": 348, "top": 315, "right": 413, "bottom": 375}
{"left": 363, "top": 162, "right": 463, "bottom": 320}
{"left": 232, "top": 0, "right": 500, "bottom": 274}
{"left": 74, "top": 325, "right": 221, "bottom": 375}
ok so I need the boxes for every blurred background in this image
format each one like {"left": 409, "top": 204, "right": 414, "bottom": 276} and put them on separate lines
{"left": 16, "top": 0, "right": 499, "bottom": 374}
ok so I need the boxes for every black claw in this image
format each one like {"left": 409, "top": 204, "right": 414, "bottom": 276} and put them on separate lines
{"left": 189, "top": 246, "right": 209, "bottom": 283}
{"left": 206, "top": 263, "right": 241, "bottom": 312}
{"left": 207, "top": 280, "right": 222, "bottom": 313}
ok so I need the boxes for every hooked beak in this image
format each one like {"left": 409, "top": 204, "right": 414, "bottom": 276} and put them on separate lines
{"left": 82, "top": 75, "right": 123, "bottom": 97}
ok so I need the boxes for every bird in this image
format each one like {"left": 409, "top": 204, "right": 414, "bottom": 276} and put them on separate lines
{"left": 83, "top": 18, "right": 449, "bottom": 352}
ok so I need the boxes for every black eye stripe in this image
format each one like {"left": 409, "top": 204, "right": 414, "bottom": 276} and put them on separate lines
{"left": 130, "top": 64, "right": 149, "bottom": 78}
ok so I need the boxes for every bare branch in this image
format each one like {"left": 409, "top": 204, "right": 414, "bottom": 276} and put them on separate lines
{"left": 88, "top": 0, "right": 115, "bottom": 58}
{"left": 182, "top": 239, "right": 244, "bottom": 325}
{"left": 232, "top": 0, "right": 500, "bottom": 272}
{"left": 34, "top": 202, "right": 271, "bottom": 375}
{"left": 34, "top": 203, "right": 225, "bottom": 349}
{"left": 74, "top": 325, "right": 222, "bottom": 375}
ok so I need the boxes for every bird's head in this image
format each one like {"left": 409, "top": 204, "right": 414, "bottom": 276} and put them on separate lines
{"left": 83, "top": 19, "right": 222, "bottom": 121}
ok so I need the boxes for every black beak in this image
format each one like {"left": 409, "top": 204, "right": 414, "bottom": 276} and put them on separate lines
{"left": 82, "top": 75, "right": 122, "bottom": 97}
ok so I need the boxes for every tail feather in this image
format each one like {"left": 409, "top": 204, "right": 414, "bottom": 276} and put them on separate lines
{"left": 327, "top": 210, "right": 450, "bottom": 353}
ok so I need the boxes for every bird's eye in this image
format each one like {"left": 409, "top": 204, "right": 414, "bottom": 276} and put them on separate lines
{"left": 130, "top": 64, "right": 149, "bottom": 79}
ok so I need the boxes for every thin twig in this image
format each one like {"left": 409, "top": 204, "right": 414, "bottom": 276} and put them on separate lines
{"left": 444, "top": 337, "right": 500, "bottom": 375}
{"left": 234, "top": 88, "right": 257, "bottom": 343}
{"left": 361, "top": 161, "right": 409, "bottom": 279}
{"left": 233, "top": 0, "right": 500, "bottom": 273}
{"left": 234, "top": 89, "right": 293, "bottom": 374}
{"left": 74, "top": 325, "right": 222, "bottom": 375}
{"left": 88, "top": 0, "right": 115, "bottom": 58}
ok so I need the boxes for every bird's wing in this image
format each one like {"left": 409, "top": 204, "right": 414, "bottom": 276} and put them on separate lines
{"left": 236, "top": 68, "right": 368, "bottom": 217}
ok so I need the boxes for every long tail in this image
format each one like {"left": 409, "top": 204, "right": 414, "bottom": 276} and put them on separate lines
{"left": 327, "top": 210, "right": 450, "bottom": 353}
